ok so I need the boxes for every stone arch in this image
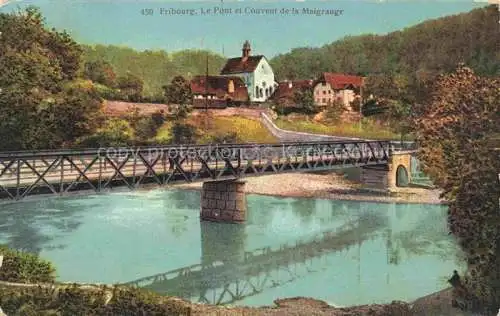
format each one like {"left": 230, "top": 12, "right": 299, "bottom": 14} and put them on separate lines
{"left": 395, "top": 165, "right": 409, "bottom": 187}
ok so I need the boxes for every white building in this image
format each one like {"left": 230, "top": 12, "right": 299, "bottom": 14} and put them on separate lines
{"left": 219, "top": 41, "right": 277, "bottom": 103}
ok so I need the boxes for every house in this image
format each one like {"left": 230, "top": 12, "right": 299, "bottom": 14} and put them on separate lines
{"left": 190, "top": 75, "right": 248, "bottom": 108}
{"left": 313, "top": 73, "right": 364, "bottom": 110}
{"left": 271, "top": 79, "right": 314, "bottom": 106}
{"left": 219, "top": 41, "right": 277, "bottom": 103}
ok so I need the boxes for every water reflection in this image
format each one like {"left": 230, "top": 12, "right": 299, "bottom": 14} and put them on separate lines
{"left": 0, "top": 197, "right": 89, "bottom": 254}
{"left": 0, "top": 190, "right": 464, "bottom": 307}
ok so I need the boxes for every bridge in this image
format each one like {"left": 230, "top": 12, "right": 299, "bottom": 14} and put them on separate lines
{"left": 0, "top": 140, "right": 420, "bottom": 221}
{"left": 121, "top": 211, "right": 386, "bottom": 305}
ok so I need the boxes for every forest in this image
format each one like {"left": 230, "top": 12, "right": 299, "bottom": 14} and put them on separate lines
{"left": 78, "top": 5, "right": 498, "bottom": 101}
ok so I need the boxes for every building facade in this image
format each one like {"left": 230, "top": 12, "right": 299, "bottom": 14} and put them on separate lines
{"left": 313, "top": 73, "right": 364, "bottom": 110}
{"left": 219, "top": 41, "right": 277, "bottom": 103}
{"left": 190, "top": 75, "right": 248, "bottom": 108}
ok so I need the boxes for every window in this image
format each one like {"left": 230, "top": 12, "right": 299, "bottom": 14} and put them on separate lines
{"left": 255, "top": 86, "right": 259, "bottom": 97}
{"left": 328, "top": 90, "right": 331, "bottom": 94}
{"left": 260, "top": 88, "right": 263, "bottom": 98}
{"left": 322, "top": 82, "right": 326, "bottom": 86}
{"left": 322, "top": 98, "right": 326, "bottom": 103}
{"left": 262, "top": 81, "right": 266, "bottom": 87}
{"left": 323, "top": 91, "right": 326, "bottom": 95}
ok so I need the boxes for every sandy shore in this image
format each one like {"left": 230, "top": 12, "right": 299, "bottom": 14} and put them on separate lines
{"left": 173, "top": 171, "right": 446, "bottom": 205}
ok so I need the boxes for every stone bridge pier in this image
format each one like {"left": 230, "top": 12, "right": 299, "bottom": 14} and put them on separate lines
{"left": 200, "top": 179, "right": 247, "bottom": 223}
{"left": 360, "top": 151, "right": 414, "bottom": 190}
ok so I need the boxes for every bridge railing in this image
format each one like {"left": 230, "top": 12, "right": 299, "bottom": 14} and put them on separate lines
{"left": 0, "top": 140, "right": 393, "bottom": 201}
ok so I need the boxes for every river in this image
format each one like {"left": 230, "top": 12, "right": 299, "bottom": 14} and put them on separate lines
{"left": 0, "top": 189, "right": 464, "bottom": 307}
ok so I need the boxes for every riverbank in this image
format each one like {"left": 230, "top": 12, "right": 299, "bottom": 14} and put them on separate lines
{"left": 0, "top": 279, "right": 468, "bottom": 315}
{"left": 173, "top": 171, "right": 446, "bottom": 205}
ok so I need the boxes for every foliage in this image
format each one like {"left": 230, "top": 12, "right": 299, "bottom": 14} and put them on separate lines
{"left": 77, "top": 118, "right": 134, "bottom": 147}
{"left": 271, "top": 5, "right": 498, "bottom": 82}
{"left": 362, "top": 73, "right": 417, "bottom": 140}
{"left": 83, "top": 60, "right": 116, "bottom": 87}
{"left": 154, "top": 122, "right": 174, "bottom": 144}
{"left": 323, "top": 100, "right": 346, "bottom": 122}
{"left": 133, "top": 111, "right": 166, "bottom": 142}
{"left": 82, "top": 46, "right": 226, "bottom": 98}
{"left": 0, "top": 285, "right": 191, "bottom": 316}
{"left": 163, "top": 75, "right": 192, "bottom": 105}
{"left": 171, "top": 122, "right": 197, "bottom": 144}
{"left": 0, "top": 7, "right": 102, "bottom": 150}
{"left": 292, "top": 87, "right": 316, "bottom": 114}
{"left": 116, "top": 72, "right": 144, "bottom": 102}
{"left": 0, "top": 245, "right": 56, "bottom": 284}
{"left": 414, "top": 65, "right": 500, "bottom": 312}
{"left": 349, "top": 97, "right": 362, "bottom": 113}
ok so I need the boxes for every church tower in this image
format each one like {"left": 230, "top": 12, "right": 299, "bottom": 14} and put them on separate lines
{"left": 242, "top": 40, "right": 251, "bottom": 61}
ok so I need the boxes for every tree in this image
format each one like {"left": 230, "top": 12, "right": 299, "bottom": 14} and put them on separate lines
{"left": 414, "top": 65, "right": 500, "bottom": 312}
{"left": 83, "top": 60, "right": 116, "bottom": 87}
{"left": 323, "top": 100, "right": 346, "bottom": 122}
{"left": 0, "top": 7, "right": 101, "bottom": 150}
{"left": 171, "top": 123, "right": 196, "bottom": 144}
{"left": 163, "top": 75, "right": 192, "bottom": 105}
{"left": 293, "top": 87, "right": 316, "bottom": 114}
{"left": 363, "top": 74, "right": 415, "bottom": 141}
{"left": 117, "top": 72, "right": 144, "bottom": 102}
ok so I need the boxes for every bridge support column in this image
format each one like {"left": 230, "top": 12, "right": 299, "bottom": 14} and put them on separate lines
{"left": 360, "top": 152, "right": 413, "bottom": 190}
{"left": 200, "top": 179, "right": 246, "bottom": 223}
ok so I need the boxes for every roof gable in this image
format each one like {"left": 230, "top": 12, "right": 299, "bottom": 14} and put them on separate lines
{"left": 319, "top": 73, "right": 364, "bottom": 89}
{"left": 220, "top": 55, "right": 265, "bottom": 74}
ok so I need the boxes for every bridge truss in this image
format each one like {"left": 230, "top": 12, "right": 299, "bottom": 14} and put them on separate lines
{"left": 0, "top": 141, "right": 392, "bottom": 201}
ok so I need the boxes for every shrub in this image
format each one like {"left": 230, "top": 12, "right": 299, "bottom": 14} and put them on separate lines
{"left": 76, "top": 118, "right": 134, "bottom": 147}
{"left": 0, "top": 285, "right": 191, "bottom": 316}
{"left": 0, "top": 245, "right": 56, "bottom": 283}
{"left": 171, "top": 122, "right": 197, "bottom": 144}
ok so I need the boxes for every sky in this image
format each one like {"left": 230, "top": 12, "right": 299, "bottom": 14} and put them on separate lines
{"left": 0, "top": 0, "right": 489, "bottom": 58}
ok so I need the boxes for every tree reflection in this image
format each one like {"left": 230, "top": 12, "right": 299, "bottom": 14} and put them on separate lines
{"left": 290, "top": 198, "right": 316, "bottom": 223}
{"left": 384, "top": 206, "right": 462, "bottom": 265}
{"left": 0, "top": 196, "right": 89, "bottom": 255}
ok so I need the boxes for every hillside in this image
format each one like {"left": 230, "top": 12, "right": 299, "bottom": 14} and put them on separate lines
{"left": 80, "top": 5, "right": 498, "bottom": 99}
{"left": 269, "top": 5, "right": 499, "bottom": 80}
{"left": 82, "top": 45, "right": 226, "bottom": 98}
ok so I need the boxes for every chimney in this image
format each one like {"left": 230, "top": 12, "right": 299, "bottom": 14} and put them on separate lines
{"left": 242, "top": 40, "right": 251, "bottom": 62}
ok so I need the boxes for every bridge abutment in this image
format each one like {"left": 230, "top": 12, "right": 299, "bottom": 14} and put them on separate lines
{"left": 200, "top": 179, "right": 246, "bottom": 223}
{"left": 360, "top": 152, "right": 413, "bottom": 190}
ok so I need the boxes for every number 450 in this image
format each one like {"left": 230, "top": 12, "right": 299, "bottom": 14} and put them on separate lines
{"left": 141, "top": 9, "right": 154, "bottom": 15}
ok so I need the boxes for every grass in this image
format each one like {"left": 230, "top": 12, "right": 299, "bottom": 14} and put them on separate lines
{"left": 200, "top": 116, "right": 278, "bottom": 143}
{"left": 155, "top": 115, "right": 278, "bottom": 144}
{"left": 275, "top": 116, "right": 404, "bottom": 140}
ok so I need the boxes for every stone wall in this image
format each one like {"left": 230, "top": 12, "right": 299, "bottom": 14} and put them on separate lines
{"left": 360, "top": 153, "right": 413, "bottom": 190}
{"left": 200, "top": 180, "right": 246, "bottom": 223}
{"left": 360, "top": 165, "right": 389, "bottom": 190}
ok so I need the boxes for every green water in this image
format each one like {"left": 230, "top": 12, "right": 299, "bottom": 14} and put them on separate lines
{"left": 0, "top": 189, "right": 463, "bottom": 307}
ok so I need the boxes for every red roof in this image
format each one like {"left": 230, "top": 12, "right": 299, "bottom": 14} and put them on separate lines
{"left": 319, "top": 73, "right": 364, "bottom": 89}
{"left": 272, "top": 80, "right": 314, "bottom": 100}
{"left": 190, "top": 75, "right": 248, "bottom": 101}
{"left": 220, "top": 55, "right": 265, "bottom": 74}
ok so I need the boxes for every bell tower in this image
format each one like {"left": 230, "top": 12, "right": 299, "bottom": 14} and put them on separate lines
{"left": 242, "top": 40, "right": 251, "bottom": 61}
